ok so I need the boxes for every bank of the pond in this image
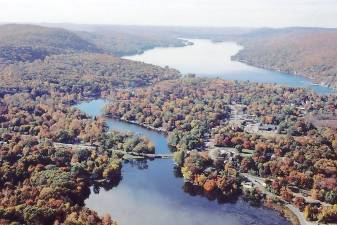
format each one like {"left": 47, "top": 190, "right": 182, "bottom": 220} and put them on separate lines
{"left": 76, "top": 99, "right": 291, "bottom": 225}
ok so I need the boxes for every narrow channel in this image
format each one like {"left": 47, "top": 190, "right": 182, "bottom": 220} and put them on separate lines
{"left": 77, "top": 99, "right": 290, "bottom": 225}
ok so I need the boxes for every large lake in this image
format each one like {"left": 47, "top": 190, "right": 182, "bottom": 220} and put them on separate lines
{"left": 79, "top": 99, "right": 290, "bottom": 225}
{"left": 124, "top": 39, "right": 333, "bottom": 94}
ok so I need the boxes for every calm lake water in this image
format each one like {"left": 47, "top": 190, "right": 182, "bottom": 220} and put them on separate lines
{"left": 124, "top": 39, "right": 333, "bottom": 94}
{"left": 77, "top": 99, "right": 290, "bottom": 225}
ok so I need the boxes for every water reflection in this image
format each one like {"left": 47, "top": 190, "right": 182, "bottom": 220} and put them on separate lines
{"left": 183, "top": 182, "right": 240, "bottom": 205}
{"left": 78, "top": 100, "right": 290, "bottom": 225}
{"left": 92, "top": 177, "right": 122, "bottom": 194}
{"left": 124, "top": 159, "right": 149, "bottom": 170}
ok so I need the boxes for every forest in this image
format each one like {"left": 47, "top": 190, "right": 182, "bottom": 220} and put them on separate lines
{"left": 0, "top": 35, "right": 177, "bottom": 223}
{"left": 232, "top": 28, "right": 337, "bottom": 89}
{"left": 0, "top": 24, "right": 336, "bottom": 224}
{"left": 0, "top": 90, "right": 155, "bottom": 224}
{"left": 75, "top": 28, "right": 188, "bottom": 56}
{"left": 0, "top": 52, "right": 181, "bottom": 99}
{"left": 0, "top": 24, "right": 100, "bottom": 64}
{"left": 0, "top": 24, "right": 188, "bottom": 65}
{"left": 104, "top": 78, "right": 337, "bottom": 223}
{"left": 2, "top": 24, "right": 337, "bottom": 92}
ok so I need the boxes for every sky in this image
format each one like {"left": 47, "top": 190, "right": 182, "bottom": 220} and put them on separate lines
{"left": 1, "top": 0, "right": 337, "bottom": 28}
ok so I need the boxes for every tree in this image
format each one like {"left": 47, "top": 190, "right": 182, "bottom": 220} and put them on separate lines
{"left": 181, "top": 166, "right": 193, "bottom": 182}
{"left": 173, "top": 150, "right": 185, "bottom": 166}
{"left": 102, "top": 159, "right": 121, "bottom": 180}
{"left": 317, "top": 204, "right": 337, "bottom": 223}
{"left": 55, "top": 130, "right": 73, "bottom": 143}
{"left": 203, "top": 179, "right": 216, "bottom": 192}
{"left": 325, "top": 190, "right": 337, "bottom": 204}
{"left": 280, "top": 187, "right": 293, "bottom": 203}
{"left": 293, "top": 197, "right": 305, "bottom": 211}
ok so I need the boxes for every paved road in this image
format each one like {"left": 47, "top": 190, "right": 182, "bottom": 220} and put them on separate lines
{"left": 241, "top": 173, "right": 316, "bottom": 225}
{"left": 285, "top": 204, "right": 316, "bottom": 225}
{"left": 242, "top": 173, "right": 329, "bottom": 206}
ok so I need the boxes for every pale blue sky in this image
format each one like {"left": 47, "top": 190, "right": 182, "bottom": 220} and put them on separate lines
{"left": 1, "top": 0, "right": 337, "bottom": 27}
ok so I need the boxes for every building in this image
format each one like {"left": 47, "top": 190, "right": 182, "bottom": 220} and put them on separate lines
{"left": 259, "top": 124, "right": 278, "bottom": 132}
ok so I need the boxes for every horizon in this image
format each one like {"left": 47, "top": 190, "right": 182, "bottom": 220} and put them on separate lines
{"left": 1, "top": 0, "right": 337, "bottom": 28}
{"left": 1, "top": 22, "right": 337, "bottom": 30}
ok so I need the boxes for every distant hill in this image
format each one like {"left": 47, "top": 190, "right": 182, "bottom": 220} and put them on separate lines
{"left": 232, "top": 27, "right": 337, "bottom": 89}
{"left": 0, "top": 24, "right": 190, "bottom": 63}
{"left": 0, "top": 24, "right": 100, "bottom": 64}
{"left": 51, "top": 24, "right": 254, "bottom": 55}
{"left": 2, "top": 24, "right": 337, "bottom": 90}
{"left": 76, "top": 29, "right": 187, "bottom": 56}
{"left": 0, "top": 53, "right": 181, "bottom": 94}
{"left": 0, "top": 24, "right": 254, "bottom": 60}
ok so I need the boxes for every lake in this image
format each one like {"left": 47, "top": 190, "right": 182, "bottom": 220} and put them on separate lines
{"left": 124, "top": 39, "right": 333, "bottom": 94}
{"left": 78, "top": 99, "right": 290, "bottom": 225}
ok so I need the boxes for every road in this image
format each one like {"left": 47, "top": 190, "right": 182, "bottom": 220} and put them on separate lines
{"left": 241, "top": 173, "right": 329, "bottom": 206}
{"left": 286, "top": 204, "right": 315, "bottom": 225}
{"left": 241, "top": 173, "right": 317, "bottom": 225}
{"left": 53, "top": 142, "right": 172, "bottom": 159}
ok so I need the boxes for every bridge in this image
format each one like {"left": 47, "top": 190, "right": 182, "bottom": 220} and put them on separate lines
{"left": 53, "top": 142, "right": 172, "bottom": 159}
{"left": 112, "top": 149, "right": 173, "bottom": 159}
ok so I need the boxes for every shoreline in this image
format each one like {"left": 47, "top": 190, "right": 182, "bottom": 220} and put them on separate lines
{"left": 104, "top": 113, "right": 301, "bottom": 225}
{"left": 121, "top": 38, "right": 335, "bottom": 94}
{"left": 78, "top": 97, "right": 324, "bottom": 225}
{"left": 121, "top": 39, "right": 191, "bottom": 57}
{"left": 263, "top": 201, "right": 301, "bottom": 225}
{"left": 106, "top": 114, "right": 169, "bottom": 135}
{"left": 231, "top": 57, "right": 335, "bottom": 93}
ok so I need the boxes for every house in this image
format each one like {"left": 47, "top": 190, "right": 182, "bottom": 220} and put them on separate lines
{"left": 242, "top": 181, "right": 254, "bottom": 190}
{"left": 259, "top": 124, "right": 277, "bottom": 132}
{"left": 244, "top": 123, "right": 259, "bottom": 133}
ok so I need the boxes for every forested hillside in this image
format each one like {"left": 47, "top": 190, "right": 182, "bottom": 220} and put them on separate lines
{"left": 50, "top": 24, "right": 254, "bottom": 54}
{"left": 76, "top": 28, "right": 187, "bottom": 56}
{"left": 232, "top": 28, "right": 337, "bottom": 89}
{"left": 105, "top": 78, "right": 337, "bottom": 222}
{"left": 0, "top": 53, "right": 181, "bottom": 97}
{"left": 0, "top": 24, "right": 190, "bottom": 65}
{"left": 0, "top": 38, "right": 179, "bottom": 224}
{"left": 0, "top": 24, "right": 100, "bottom": 64}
